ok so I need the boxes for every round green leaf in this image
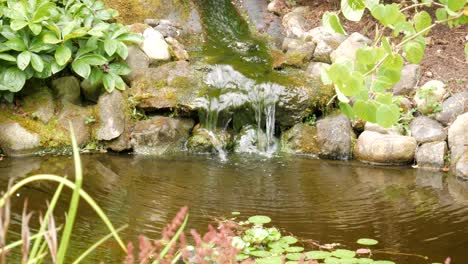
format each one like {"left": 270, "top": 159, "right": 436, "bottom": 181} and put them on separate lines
{"left": 55, "top": 45, "right": 72, "bottom": 66}
{"left": 404, "top": 41, "right": 425, "bottom": 64}
{"left": 357, "top": 238, "right": 379, "bottom": 246}
{"left": 373, "top": 261, "right": 396, "bottom": 264}
{"left": 447, "top": 0, "right": 465, "bottom": 12}
{"left": 286, "top": 246, "right": 304, "bottom": 253}
{"left": 31, "top": 53, "right": 44, "bottom": 72}
{"left": 322, "top": 12, "right": 346, "bottom": 34}
{"left": 255, "top": 256, "right": 282, "bottom": 264}
{"left": 339, "top": 102, "right": 355, "bottom": 119}
{"left": 2, "top": 67, "right": 26, "bottom": 92}
{"left": 279, "top": 236, "right": 298, "bottom": 244}
{"left": 414, "top": 11, "right": 432, "bottom": 35}
{"left": 376, "top": 104, "right": 400, "bottom": 128}
{"left": 305, "top": 251, "right": 331, "bottom": 260}
{"left": 353, "top": 100, "right": 377, "bottom": 123}
{"left": 17, "top": 51, "right": 31, "bottom": 70}
{"left": 285, "top": 253, "right": 302, "bottom": 261}
{"left": 72, "top": 60, "right": 91, "bottom": 79}
{"left": 248, "top": 215, "right": 271, "bottom": 225}
{"left": 250, "top": 250, "right": 272, "bottom": 258}
{"left": 332, "top": 249, "right": 356, "bottom": 259}
{"left": 341, "top": 0, "right": 365, "bottom": 22}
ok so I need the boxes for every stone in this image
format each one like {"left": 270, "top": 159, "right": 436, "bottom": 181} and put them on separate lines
{"left": 414, "top": 80, "right": 447, "bottom": 114}
{"left": 448, "top": 113, "right": 468, "bottom": 164}
{"left": 416, "top": 141, "right": 447, "bottom": 169}
{"left": 155, "top": 22, "right": 180, "bottom": 38}
{"left": 364, "top": 122, "right": 402, "bottom": 135}
{"left": 282, "top": 6, "right": 311, "bottom": 38}
{"left": 165, "top": 37, "right": 189, "bottom": 61}
{"left": 282, "top": 38, "right": 305, "bottom": 52}
{"left": 281, "top": 123, "right": 319, "bottom": 155}
{"left": 435, "top": 92, "right": 468, "bottom": 126}
{"left": 303, "top": 26, "right": 346, "bottom": 49}
{"left": 186, "top": 128, "right": 231, "bottom": 153}
{"left": 392, "top": 64, "right": 420, "bottom": 96}
{"left": 455, "top": 150, "right": 468, "bottom": 179}
{"left": 80, "top": 79, "right": 103, "bottom": 102}
{"left": 316, "top": 115, "right": 355, "bottom": 160}
{"left": 21, "top": 88, "right": 55, "bottom": 123}
{"left": 128, "top": 23, "right": 150, "bottom": 34}
{"left": 96, "top": 90, "right": 126, "bottom": 141}
{"left": 306, "top": 62, "right": 330, "bottom": 83}
{"left": 144, "top": 18, "right": 159, "bottom": 27}
{"left": 0, "top": 123, "right": 40, "bottom": 156}
{"left": 282, "top": 41, "right": 316, "bottom": 67}
{"left": 130, "top": 116, "right": 194, "bottom": 155}
{"left": 233, "top": 125, "right": 270, "bottom": 153}
{"left": 409, "top": 116, "right": 446, "bottom": 143}
{"left": 140, "top": 28, "right": 171, "bottom": 62}
{"left": 330, "top": 32, "right": 371, "bottom": 63}
{"left": 51, "top": 76, "right": 81, "bottom": 104}
{"left": 267, "top": 0, "right": 286, "bottom": 15}
{"left": 398, "top": 97, "right": 413, "bottom": 113}
{"left": 125, "top": 46, "right": 150, "bottom": 82}
{"left": 312, "top": 41, "right": 333, "bottom": 63}
{"left": 354, "top": 131, "right": 417, "bottom": 165}
{"left": 57, "top": 102, "right": 92, "bottom": 146}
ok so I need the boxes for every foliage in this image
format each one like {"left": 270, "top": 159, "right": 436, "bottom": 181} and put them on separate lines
{"left": 0, "top": 0, "right": 142, "bottom": 101}
{"left": 321, "top": 0, "right": 467, "bottom": 127}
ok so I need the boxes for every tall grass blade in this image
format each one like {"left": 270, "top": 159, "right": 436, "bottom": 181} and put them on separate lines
{"left": 72, "top": 225, "right": 127, "bottom": 264}
{"left": 153, "top": 214, "right": 189, "bottom": 264}
{"left": 0, "top": 227, "right": 62, "bottom": 254}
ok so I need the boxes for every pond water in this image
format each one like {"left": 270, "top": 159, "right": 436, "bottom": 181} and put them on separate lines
{"left": 0, "top": 154, "right": 467, "bottom": 263}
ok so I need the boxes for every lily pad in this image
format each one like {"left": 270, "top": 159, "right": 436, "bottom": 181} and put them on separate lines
{"left": 305, "top": 250, "right": 332, "bottom": 260}
{"left": 286, "top": 246, "right": 304, "bottom": 253}
{"left": 373, "top": 261, "right": 395, "bottom": 264}
{"left": 357, "top": 238, "right": 379, "bottom": 246}
{"left": 255, "top": 256, "right": 282, "bottom": 264}
{"left": 332, "top": 249, "right": 356, "bottom": 259}
{"left": 279, "top": 236, "right": 298, "bottom": 244}
{"left": 249, "top": 215, "right": 272, "bottom": 225}
{"left": 324, "top": 257, "right": 341, "bottom": 264}
{"left": 357, "top": 258, "right": 375, "bottom": 264}
{"left": 250, "top": 250, "right": 272, "bottom": 258}
{"left": 286, "top": 253, "right": 303, "bottom": 261}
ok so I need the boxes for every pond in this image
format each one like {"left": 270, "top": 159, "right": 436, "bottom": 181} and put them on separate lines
{"left": 0, "top": 154, "right": 467, "bottom": 263}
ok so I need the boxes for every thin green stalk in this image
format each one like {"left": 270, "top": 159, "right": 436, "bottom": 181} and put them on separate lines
{"left": 72, "top": 225, "right": 127, "bottom": 264}
{"left": 0, "top": 227, "right": 62, "bottom": 254}
{"left": 56, "top": 123, "right": 83, "bottom": 264}
{"left": 153, "top": 214, "right": 189, "bottom": 264}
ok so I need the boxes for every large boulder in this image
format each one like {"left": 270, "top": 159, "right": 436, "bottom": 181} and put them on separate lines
{"left": 281, "top": 123, "right": 319, "bottom": 155}
{"left": 21, "top": 88, "right": 55, "bottom": 124}
{"left": 392, "top": 64, "right": 420, "bottom": 96}
{"left": 282, "top": 7, "right": 311, "bottom": 38}
{"left": 0, "top": 123, "right": 40, "bottom": 156}
{"left": 51, "top": 76, "right": 81, "bottom": 105}
{"left": 96, "top": 90, "right": 126, "bottom": 141}
{"left": 416, "top": 141, "right": 447, "bottom": 169}
{"left": 330, "top": 33, "right": 371, "bottom": 63}
{"left": 455, "top": 150, "right": 468, "bottom": 179}
{"left": 409, "top": 116, "right": 446, "bottom": 143}
{"left": 414, "top": 80, "right": 447, "bottom": 114}
{"left": 57, "top": 102, "right": 92, "bottom": 146}
{"left": 130, "top": 116, "right": 194, "bottom": 154}
{"left": 125, "top": 46, "right": 150, "bottom": 82}
{"left": 354, "top": 131, "right": 417, "bottom": 165}
{"left": 435, "top": 92, "right": 468, "bottom": 126}
{"left": 140, "top": 28, "right": 171, "bottom": 62}
{"left": 448, "top": 113, "right": 468, "bottom": 164}
{"left": 186, "top": 128, "right": 231, "bottom": 153}
{"left": 316, "top": 115, "right": 355, "bottom": 160}
{"left": 364, "top": 122, "right": 402, "bottom": 135}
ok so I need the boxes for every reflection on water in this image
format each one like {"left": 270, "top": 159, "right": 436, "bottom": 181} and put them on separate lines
{"left": 0, "top": 154, "right": 467, "bottom": 263}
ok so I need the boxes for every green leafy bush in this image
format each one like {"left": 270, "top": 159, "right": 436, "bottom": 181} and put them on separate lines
{"left": 0, "top": 0, "right": 142, "bottom": 101}
{"left": 321, "top": 0, "right": 467, "bottom": 127}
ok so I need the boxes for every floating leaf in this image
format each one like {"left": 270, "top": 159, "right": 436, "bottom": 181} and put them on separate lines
{"left": 248, "top": 215, "right": 271, "bottom": 225}
{"left": 305, "top": 251, "right": 331, "bottom": 260}
{"left": 255, "top": 256, "right": 282, "bottom": 264}
{"left": 332, "top": 249, "right": 356, "bottom": 259}
{"left": 286, "top": 246, "right": 304, "bottom": 253}
{"left": 250, "top": 250, "right": 272, "bottom": 258}
{"left": 357, "top": 238, "right": 379, "bottom": 246}
{"left": 279, "top": 236, "right": 298, "bottom": 245}
{"left": 286, "top": 253, "right": 302, "bottom": 261}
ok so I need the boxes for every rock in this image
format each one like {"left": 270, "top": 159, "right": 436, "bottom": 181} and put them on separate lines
{"left": 303, "top": 26, "right": 346, "bottom": 49}
{"left": 282, "top": 41, "right": 316, "bottom": 67}
{"left": 282, "top": 38, "right": 305, "bottom": 51}
{"left": 233, "top": 125, "right": 267, "bottom": 153}
{"left": 282, "top": 7, "right": 311, "bottom": 38}
{"left": 0, "top": 123, "right": 40, "bottom": 156}
{"left": 130, "top": 116, "right": 194, "bottom": 155}
{"left": 128, "top": 23, "right": 150, "bottom": 34}
{"left": 312, "top": 41, "right": 333, "bottom": 63}
{"left": 125, "top": 46, "right": 150, "bottom": 82}
{"left": 455, "top": 150, "right": 468, "bottom": 179}
{"left": 330, "top": 32, "right": 371, "bottom": 63}
{"left": 316, "top": 115, "right": 355, "bottom": 160}
{"left": 365, "top": 122, "right": 402, "bottom": 135}
{"left": 155, "top": 22, "right": 181, "bottom": 38}
{"left": 186, "top": 128, "right": 231, "bottom": 153}
{"left": 21, "top": 88, "right": 55, "bottom": 123}
{"left": 51, "top": 76, "right": 81, "bottom": 104}
{"left": 448, "top": 113, "right": 468, "bottom": 164}
{"left": 96, "top": 90, "right": 126, "bottom": 141}
{"left": 57, "top": 102, "right": 92, "bottom": 146}
{"left": 435, "top": 92, "right": 468, "bottom": 126}
{"left": 144, "top": 18, "right": 159, "bottom": 27}
{"left": 80, "top": 79, "right": 103, "bottom": 102}
{"left": 409, "top": 116, "right": 446, "bottom": 143}
{"left": 416, "top": 141, "right": 447, "bottom": 169}
{"left": 398, "top": 97, "right": 413, "bottom": 112}
{"left": 354, "top": 131, "right": 417, "bottom": 165}
{"left": 306, "top": 62, "right": 330, "bottom": 83}
{"left": 140, "top": 28, "right": 171, "bottom": 62}
{"left": 414, "top": 80, "right": 447, "bottom": 114}
{"left": 267, "top": 0, "right": 286, "bottom": 15}
{"left": 281, "top": 123, "right": 319, "bottom": 155}
{"left": 392, "top": 64, "right": 420, "bottom": 96}
{"left": 165, "top": 37, "right": 189, "bottom": 61}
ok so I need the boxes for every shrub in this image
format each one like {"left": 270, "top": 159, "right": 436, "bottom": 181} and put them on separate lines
{"left": 0, "top": 0, "right": 142, "bottom": 102}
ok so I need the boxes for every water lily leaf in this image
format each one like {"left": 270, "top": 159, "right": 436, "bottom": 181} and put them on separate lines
{"left": 332, "top": 249, "right": 356, "bottom": 259}
{"left": 279, "top": 236, "right": 298, "bottom": 245}
{"left": 285, "top": 261, "right": 299, "bottom": 264}
{"left": 248, "top": 215, "right": 271, "bottom": 225}
{"left": 236, "top": 253, "right": 249, "bottom": 261}
{"left": 231, "top": 211, "right": 241, "bottom": 215}
{"left": 373, "top": 261, "right": 395, "bottom": 264}
{"left": 305, "top": 251, "right": 332, "bottom": 260}
{"left": 357, "top": 258, "right": 374, "bottom": 263}
{"left": 269, "top": 247, "right": 285, "bottom": 254}
{"left": 324, "top": 257, "right": 341, "bottom": 264}
{"left": 250, "top": 250, "right": 272, "bottom": 258}
{"left": 286, "top": 246, "right": 304, "bottom": 253}
{"left": 255, "top": 256, "right": 282, "bottom": 264}
{"left": 357, "top": 238, "right": 379, "bottom": 246}
{"left": 285, "top": 253, "right": 302, "bottom": 261}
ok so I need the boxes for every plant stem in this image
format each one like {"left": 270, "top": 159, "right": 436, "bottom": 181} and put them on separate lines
{"left": 400, "top": 2, "right": 444, "bottom": 12}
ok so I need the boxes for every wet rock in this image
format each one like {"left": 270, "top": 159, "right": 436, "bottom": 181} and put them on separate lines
{"left": 51, "top": 76, "right": 81, "bottom": 105}
{"left": 187, "top": 128, "right": 231, "bottom": 153}
{"left": 364, "top": 122, "right": 402, "bottom": 135}
{"left": 57, "top": 102, "right": 92, "bottom": 146}
{"left": 303, "top": 26, "right": 346, "bottom": 49}
{"left": 130, "top": 116, "right": 194, "bottom": 155}
{"left": 414, "top": 80, "right": 447, "bottom": 114}
{"left": 455, "top": 150, "right": 468, "bottom": 179}
{"left": 0, "top": 123, "right": 40, "bottom": 156}
{"left": 416, "top": 141, "right": 447, "bottom": 169}
{"left": 354, "top": 131, "right": 417, "bottom": 165}
{"left": 282, "top": 6, "right": 311, "bottom": 38}
{"left": 105, "top": 94, "right": 133, "bottom": 153}
{"left": 267, "top": 0, "right": 286, "bottom": 15}
{"left": 448, "top": 113, "right": 468, "bottom": 164}
{"left": 316, "top": 115, "right": 355, "bottom": 160}
{"left": 21, "top": 88, "right": 55, "bottom": 123}
{"left": 233, "top": 125, "right": 263, "bottom": 153}
{"left": 392, "top": 64, "right": 420, "bottom": 96}
{"left": 435, "top": 92, "right": 468, "bottom": 126}
{"left": 96, "top": 90, "right": 126, "bottom": 141}
{"left": 281, "top": 123, "right": 319, "bottom": 155}
{"left": 409, "top": 116, "right": 446, "bottom": 143}
{"left": 125, "top": 46, "right": 150, "bottom": 82}
{"left": 165, "top": 37, "right": 189, "bottom": 61}
{"left": 312, "top": 41, "right": 333, "bottom": 63}
{"left": 282, "top": 41, "right": 316, "bottom": 67}
{"left": 282, "top": 38, "right": 305, "bottom": 51}
{"left": 155, "top": 21, "right": 181, "bottom": 38}
{"left": 330, "top": 32, "right": 371, "bottom": 63}
{"left": 140, "top": 28, "right": 171, "bottom": 62}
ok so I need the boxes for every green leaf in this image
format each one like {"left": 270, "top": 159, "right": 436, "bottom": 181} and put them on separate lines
{"left": 404, "top": 41, "right": 425, "bottom": 64}
{"left": 279, "top": 236, "right": 298, "bottom": 244}
{"left": 17, "top": 51, "right": 31, "bottom": 70}
{"left": 32, "top": 2, "right": 56, "bottom": 22}
{"left": 55, "top": 45, "right": 72, "bottom": 66}
{"left": 109, "top": 63, "right": 131, "bottom": 75}
{"left": 376, "top": 104, "right": 400, "bottom": 128}
{"left": 10, "top": 20, "right": 28, "bottom": 31}
{"left": 2, "top": 67, "right": 26, "bottom": 92}
{"left": 286, "top": 247, "right": 304, "bottom": 253}
{"left": 304, "top": 251, "right": 331, "bottom": 260}
{"left": 339, "top": 102, "right": 354, "bottom": 119}
{"left": 116, "top": 42, "right": 129, "bottom": 59}
{"left": 394, "top": 21, "right": 416, "bottom": 36}
{"left": 447, "top": 0, "right": 466, "bottom": 12}
{"left": 371, "top": 4, "right": 406, "bottom": 27}
{"left": 102, "top": 73, "right": 115, "bottom": 92}
{"left": 256, "top": 256, "right": 282, "bottom": 264}
{"left": 0, "top": 53, "right": 16, "bottom": 62}
{"left": 414, "top": 11, "right": 432, "bottom": 35}
{"left": 364, "top": 0, "right": 379, "bottom": 10}
{"left": 79, "top": 54, "right": 107, "bottom": 66}
{"left": 5, "top": 38, "right": 27, "bottom": 51}
{"left": 381, "top": 37, "right": 392, "bottom": 54}
{"left": 64, "top": 27, "right": 89, "bottom": 42}
{"left": 31, "top": 53, "right": 44, "bottom": 72}
{"left": 72, "top": 60, "right": 91, "bottom": 79}
{"left": 29, "top": 23, "right": 42, "bottom": 35}
{"left": 104, "top": 38, "right": 118, "bottom": 56}
{"left": 357, "top": 238, "right": 379, "bottom": 246}
{"left": 322, "top": 12, "right": 346, "bottom": 35}
{"left": 113, "top": 74, "right": 126, "bottom": 91}
{"left": 285, "top": 253, "right": 302, "bottom": 261}
{"left": 250, "top": 250, "right": 272, "bottom": 257}
{"left": 353, "top": 100, "right": 377, "bottom": 123}
{"left": 341, "top": 0, "right": 365, "bottom": 22}
{"left": 43, "top": 32, "right": 62, "bottom": 44}
{"left": 331, "top": 249, "right": 356, "bottom": 259}
{"left": 117, "top": 33, "right": 144, "bottom": 44}
{"left": 375, "top": 93, "right": 393, "bottom": 105}
{"left": 248, "top": 215, "right": 271, "bottom": 225}
{"left": 435, "top": 8, "right": 448, "bottom": 21}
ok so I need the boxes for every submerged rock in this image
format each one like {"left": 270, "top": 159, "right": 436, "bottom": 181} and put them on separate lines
{"left": 354, "top": 131, "right": 417, "bottom": 165}
{"left": 0, "top": 122, "right": 40, "bottom": 156}
{"left": 52, "top": 76, "right": 81, "bottom": 105}
{"left": 186, "top": 128, "right": 231, "bottom": 153}
{"left": 316, "top": 115, "right": 355, "bottom": 160}
{"left": 140, "top": 28, "right": 171, "bottom": 62}
{"left": 96, "top": 90, "right": 126, "bottom": 141}
{"left": 392, "top": 64, "right": 420, "bottom": 96}
{"left": 435, "top": 92, "right": 468, "bottom": 126}
{"left": 281, "top": 123, "right": 319, "bottom": 155}
{"left": 409, "top": 116, "right": 446, "bottom": 143}
{"left": 330, "top": 32, "right": 371, "bottom": 63}
{"left": 130, "top": 116, "right": 194, "bottom": 155}
{"left": 416, "top": 141, "right": 447, "bottom": 169}
{"left": 448, "top": 113, "right": 468, "bottom": 164}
